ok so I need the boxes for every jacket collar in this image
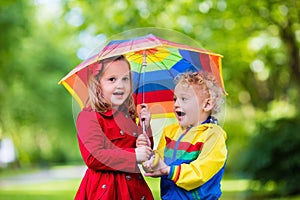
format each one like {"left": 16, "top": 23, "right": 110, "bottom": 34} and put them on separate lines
{"left": 83, "top": 104, "right": 130, "bottom": 118}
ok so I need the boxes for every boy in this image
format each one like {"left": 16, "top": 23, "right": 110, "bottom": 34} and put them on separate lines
{"left": 141, "top": 71, "right": 227, "bottom": 199}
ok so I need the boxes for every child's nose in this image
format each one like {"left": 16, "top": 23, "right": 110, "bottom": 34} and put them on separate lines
{"left": 174, "top": 99, "right": 180, "bottom": 107}
{"left": 116, "top": 80, "right": 124, "bottom": 88}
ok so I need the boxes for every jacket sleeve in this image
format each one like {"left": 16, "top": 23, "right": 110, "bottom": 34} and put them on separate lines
{"left": 76, "top": 110, "right": 138, "bottom": 173}
{"left": 167, "top": 126, "right": 227, "bottom": 191}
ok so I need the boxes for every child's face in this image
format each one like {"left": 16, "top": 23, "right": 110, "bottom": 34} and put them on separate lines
{"left": 99, "top": 60, "right": 131, "bottom": 109}
{"left": 173, "top": 82, "right": 210, "bottom": 129}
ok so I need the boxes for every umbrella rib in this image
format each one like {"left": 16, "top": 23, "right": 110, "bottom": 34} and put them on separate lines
{"left": 147, "top": 57, "right": 177, "bottom": 80}
{"left": 146, "top": 49, "right": 182, "bottom": 78}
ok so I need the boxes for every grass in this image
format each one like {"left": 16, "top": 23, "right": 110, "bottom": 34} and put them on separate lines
{"left": 144, "top": 177, "right": 251, "bottom": 200}
{"left": 1, "top": 172, "right": 300, "bottom": 200}
{"left": 0, "top": 177, "right": 269, "bottom": 200}
{"left": 0, "top": 179, "right": 79, "bottom": 200}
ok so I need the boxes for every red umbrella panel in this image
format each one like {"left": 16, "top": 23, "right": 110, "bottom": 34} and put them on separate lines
{"left": 59, "top": 34, "right": 225, "bottom": 119}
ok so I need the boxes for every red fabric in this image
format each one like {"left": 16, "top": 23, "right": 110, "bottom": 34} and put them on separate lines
{"left": 134, "top": 89, "right": 174, "bottom": 103}
{"left": 75, "top": 107, "right": 154, "bottom": 200}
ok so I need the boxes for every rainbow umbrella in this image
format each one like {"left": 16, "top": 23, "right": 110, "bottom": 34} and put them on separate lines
{"left": 59, "top": 34, "right": 225, "bottom": 119}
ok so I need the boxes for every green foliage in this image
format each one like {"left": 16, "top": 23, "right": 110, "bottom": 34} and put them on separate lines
{"left": 0, "top": 0, "right": 31, "bottom": 103}
{"left": 238, "top": 115, "right": 300, "bottom": 196}
{"left": 0, "top": 0, "right": 81, "bottom": 166}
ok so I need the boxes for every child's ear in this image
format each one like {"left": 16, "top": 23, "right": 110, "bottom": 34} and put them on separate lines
{"left": 203, "top": 98, "right": 214, "bottom": 112}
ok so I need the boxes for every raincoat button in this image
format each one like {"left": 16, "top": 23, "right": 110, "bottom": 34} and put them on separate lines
{"left": 133, "top": 132, "right": 137, "bottom": 137}
{"left": 102, "top": 184, "right": 106, "bottom": 189}
{"left": 138, "top": 175, "right": 142, "bottom": 179}
{"left": 120, "top": 130, "right": 124, "bottom": 135}
{"left": 126, "top": 175, "right": 131, "bottom": 180}
{"left": 141, "top": 196, "right": 145, "bottom": 200}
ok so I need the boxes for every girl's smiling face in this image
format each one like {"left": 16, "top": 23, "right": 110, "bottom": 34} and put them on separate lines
{"left": 173, "top": 82, "right": 210, "bottom": 129}
{"left": 99, "top": 60, "right": 131, "bottom": 109}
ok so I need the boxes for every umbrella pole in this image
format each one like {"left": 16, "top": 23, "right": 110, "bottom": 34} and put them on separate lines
{"left": 141, "top": 50, "right": 147, "bottom": 134}
{"left": 141, "top": 50, "right": 151, "bottom": 147}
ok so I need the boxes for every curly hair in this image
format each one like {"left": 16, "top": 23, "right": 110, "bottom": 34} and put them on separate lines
{"left": 174, "top": 71, "right": 225, "bottom": 115}
{"left": 86, "top": 55, "right": 137, "bottom": 119}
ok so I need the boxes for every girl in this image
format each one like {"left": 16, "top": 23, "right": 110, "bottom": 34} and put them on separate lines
{"left": 141, "top": 71, "right": 227, "bottom": 199}
{"left": 75, "top": 55, "right": 154, "bottom": 200}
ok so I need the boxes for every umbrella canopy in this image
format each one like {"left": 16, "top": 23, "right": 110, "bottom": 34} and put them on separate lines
{"left": 59, "top": 34, "right": 225, "bottom": 119}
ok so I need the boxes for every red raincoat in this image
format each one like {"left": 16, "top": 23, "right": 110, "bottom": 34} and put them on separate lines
{"left": 75, "top": 107, "right": 154, "bottom": 200}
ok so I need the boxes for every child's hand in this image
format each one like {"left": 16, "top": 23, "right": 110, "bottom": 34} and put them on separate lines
{"left": 139, "top": 104, "right": 151, "bottom": 130}
{"left": 135, "top": 146, "right": 152, "bottom": 163}
{"left": 142, "top": 158, "right": 154, "bottom": 173}
{"left": 136, "top": 133, "right": 151, "bottom": 147}
{"left": 142, "top": 150, "right": 160, "bottom": 172}
{"left": 144, "top": 159, "right": 170, "bottom": 177}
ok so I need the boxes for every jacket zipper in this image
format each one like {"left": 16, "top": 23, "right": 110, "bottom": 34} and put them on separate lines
{"left": 172, "top": 126, "right": 193, "bottom": 162}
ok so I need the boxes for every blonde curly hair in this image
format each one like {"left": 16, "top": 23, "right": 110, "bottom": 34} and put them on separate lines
{"left": 86, "top": 55, "right": 137, "bottom": 119}
{"left": 174, "top": 71, "right": 225, "bottom": 115}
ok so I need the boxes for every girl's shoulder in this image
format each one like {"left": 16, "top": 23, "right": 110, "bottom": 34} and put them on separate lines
{"left": 79, "top": 107, "right": 113, "bottom": 117}
{"left": 77, "top": 107, "right": 109, "bottom": 122}
{"left": 77, "top": 108, "right": 98, "bottom": 121}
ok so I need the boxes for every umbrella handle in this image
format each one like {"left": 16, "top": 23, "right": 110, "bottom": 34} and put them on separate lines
{"left": 140, "top": 104, "right": 151, "bottom": 147}
{"left": 141, "top": 105, "right": 146, "bottom": 133}
{"left": 141, "top": 105, "right": 146, "bottom": 121}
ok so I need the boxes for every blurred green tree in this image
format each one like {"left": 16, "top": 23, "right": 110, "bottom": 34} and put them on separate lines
{"left": 0, "top": 0, "right": 80, "bottom": 166}
{"left": 239, "top": 116, "right": 300, "bottom": 196}
{"left": 0, "top": 1, "right": 30, "bottom": 122}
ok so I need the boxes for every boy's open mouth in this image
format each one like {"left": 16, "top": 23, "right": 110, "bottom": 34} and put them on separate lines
{"left": 176, "top": 111, "right": 186, "bottom": 117}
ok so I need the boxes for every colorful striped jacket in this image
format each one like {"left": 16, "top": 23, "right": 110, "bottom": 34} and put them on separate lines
{"left": 156, "top": 121, "right": 227, "bottom": 199}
